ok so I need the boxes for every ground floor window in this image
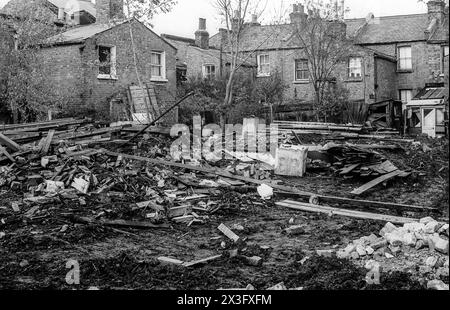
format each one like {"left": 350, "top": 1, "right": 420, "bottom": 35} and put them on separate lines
{"left": 203, "top": 64, "right": 216, "bottom": 79}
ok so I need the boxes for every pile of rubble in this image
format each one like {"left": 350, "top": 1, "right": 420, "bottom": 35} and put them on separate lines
{"left": 332, "top": 216, "right": 449, "bottom": 290}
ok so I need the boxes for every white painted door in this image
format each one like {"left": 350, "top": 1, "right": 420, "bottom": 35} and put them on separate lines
{"left": 422, "top": 108, "right": 436, "bottom": 138}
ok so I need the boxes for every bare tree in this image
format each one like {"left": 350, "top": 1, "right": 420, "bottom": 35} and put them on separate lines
{"left": 292, "top": 0, "right": 353, "bottom": 121}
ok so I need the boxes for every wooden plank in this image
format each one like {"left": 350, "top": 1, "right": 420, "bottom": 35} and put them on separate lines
{"left": 340, "top": 163, "right": 360, "bottom": 175}
{"left": 0, "top": 132, "right": 22, "bottom": 152}
{"left": 351, "top": 170, "right": 403, "bottom": 195}
{"left": 70, "top": 216, "right": 170, "bottom": 229}
{"left": 182, "top": 254, "right": 222, "bottom": 267}
{"left": 40, "top": 130, "right": 55, "bottom": 155}
{"left": 277, "top": 200, "right": 418, "bottom": 224}
{"left": 0, "top": 146, "right": 15, "bottom": 162}
{"left": 218, "top": 223, "right": 240, "bottom": 242}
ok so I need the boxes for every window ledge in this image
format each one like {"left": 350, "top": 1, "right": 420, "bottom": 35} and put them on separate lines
{"left": 397, "top": 69, "right": 413, "bottom": 73}
{"left": 293, "top": 80, "right": 310, "bottom": 84}
{"left": 257, "top": 73, "right": 271, "bottom": 78}
{"left": 150, "top": 77, "right": 168, "bottom": 83}
{"left": 344, "top": 78, "right": 363, "bottom": 83}
{"left": 97, "top": 74, "right": 118, "bottom": 80}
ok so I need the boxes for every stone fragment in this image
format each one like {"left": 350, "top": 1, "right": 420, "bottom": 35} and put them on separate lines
{"left": 427, "top": 279, "right": 449, "bottom": 290}
{"left": 316, "top": 249, "right": 334, "bottom": 258}
{"left": 403, "top": 233, "right": 417, "bottom": 247}
{"left": 267, "top": 282, "right": 287, "bottom": 290}
{"left": 356, "top": 244, "right": 367, "bottom": 256}
{"left": 379, "top": 222, "right": 397, "bottom": 237}
{"left": 424, "top": 221, "right": 441, "bottom": 234}
{"left": 403, "top": 222, "right": 425, "bottom": 233}
{"left": 244, "top": 256, "right": 262, "bottom": 266}
{"left": 285, "top": 225, "right": 305, "bottom": 236}
{"left": 365, "top": 246, "right": 375, "bottom": 255}
{"left": 385, "top": 253, "right": 394, "bottom": 259}
{"left": 420, "top": 217, "right": 435, "bottom": 225}
{"left": 429, "top": 235, "right": 449, "bottom": 254}
{"left": 351, "top": 251, "right": 360, "bottom": 259}
{"left": 425, "top": 256, "right": 438, "bottom": 268}
{"left": 415, "top": 240, "right": 427, "bottom": 250}
{"left": 371, "top": 239, "right": 388, "bottom": 250}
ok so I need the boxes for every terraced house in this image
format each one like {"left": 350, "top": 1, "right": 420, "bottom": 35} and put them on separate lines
{"left": 209, "top": 1, "right": 449, "bottom": 133}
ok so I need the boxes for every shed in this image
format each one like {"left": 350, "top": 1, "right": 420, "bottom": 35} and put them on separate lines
{"left": 405, "top": 84, "right": 447, "bottom": 138}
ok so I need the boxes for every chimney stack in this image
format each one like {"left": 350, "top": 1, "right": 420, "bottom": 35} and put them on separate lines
{"left": 195, "top": 18, "right": 210, "bottom": 49}
{"left": 231, "top": 10, "right": 242, "bottom": 32}
{"left": 427, "top": 0, "right": 446, "bottom": 22}
{"left": 96, "top": 0, "right": 125, "bottom": 24}
{"left": 290, "top": 3, "right": 308, "bottom": 25}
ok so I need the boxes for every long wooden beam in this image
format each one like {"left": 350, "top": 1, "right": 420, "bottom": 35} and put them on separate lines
{"left": 277, "top": 200, "right": 418, "bottom": 224}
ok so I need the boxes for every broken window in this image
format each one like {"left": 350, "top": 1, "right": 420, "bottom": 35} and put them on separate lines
{"left": 98, "top": 45, "right": 116, "bottom": 79}
{"left": 150, "top": 51, "right": 166, "bottom": 80}
{"left": 295, "top": 59, "right": 309, "bottom": 81}
{"left": 203, "top": 64, "right": 216, "bottom": 79}
{"left": 411, "top": 108, "right": 421, "bottom": 128}
{"left": 398, "top": 46, "right": 412, "bottom": 70}
{"left": 257, "top": 54, "right": 270, "bottom": 76}
{"left": 348, "top": 57, "right": 362, "bottom": 78}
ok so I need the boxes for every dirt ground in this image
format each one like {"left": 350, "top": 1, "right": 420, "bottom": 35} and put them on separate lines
{"left": 0, "top": 136, "right": 448, "bottom": 290}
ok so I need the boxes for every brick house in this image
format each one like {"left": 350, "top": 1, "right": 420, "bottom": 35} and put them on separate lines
{"left": 209, "top": 1, "right": 449, "bottom": 119}
{"left": 37, "top": 0, "right": 178, "bottom": 123}
{"left": 1, "top": 0, "right": 96, "bottom": 26}
{"left": 162, "top": 18, "right": 256, "bottom": 85}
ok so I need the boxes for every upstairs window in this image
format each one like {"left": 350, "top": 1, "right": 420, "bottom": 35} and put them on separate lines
{"left": 398, "top": 46, "right": 412, "bottom": 70}
{"left": 203, "top": 64, "right": 216, "bottom": 79}
{"left": 348, "top": 57, "right": 362, "bottom": 79}
{"left": 295, "top": 59, "right": 309, "bottom": 81}
{"left": 257, "top": 54, "right": 270, "bottom": 76}
{"left": 98, "top": 45, "right": 117, "bottom": 79}
{"left": 150, "top": 51, "right": 166, "bottom": 80}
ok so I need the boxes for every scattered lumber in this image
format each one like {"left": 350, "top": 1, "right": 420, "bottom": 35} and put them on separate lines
{"left": 350, "top": 170, "right": 404, "bottom": 195}
{"left": 0, "top": 132, "right": 22, "bottom": 152}
{"left": 102, "top": 150, "right": 316, "bottom": 198}
{"left": 277, "top": 200, "right": 418, "bottom": 224}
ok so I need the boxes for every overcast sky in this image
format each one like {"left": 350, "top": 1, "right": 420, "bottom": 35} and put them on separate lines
{"left": 0, "top": 0, "right": 429, "bottom": 37}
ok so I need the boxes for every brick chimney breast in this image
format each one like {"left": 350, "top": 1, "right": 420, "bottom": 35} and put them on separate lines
{"left": 290, "top": 3, "right": 308, "bottom": 25}
{"left": 427, "top": 0, "right": 446, "bottom": 22}
{"left": 195, "top": 18, "right": 210, "bottom": 49}
{"left": 96, "top": 0, "right": 125, "bottom": 24}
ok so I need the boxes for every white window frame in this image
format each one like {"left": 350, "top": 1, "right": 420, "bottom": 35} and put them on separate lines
{"left": 257, "top": 54, "right": 270, "bottom": 77}
{"left": 150, "top": 51, "right": 167, "bottom": 82}
{"left": 97, "top": 45, "right": 117, "bottom": 80}
{"left": 398, "top": 46, "right": 412, "bottom": 71}
{"left": 348, "top": 57, "right": 362, "bottom": 79}
{"left": 202, "top": 64, "right": 216, "bottom": 79}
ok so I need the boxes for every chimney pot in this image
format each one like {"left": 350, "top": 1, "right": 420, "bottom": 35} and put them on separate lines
{"left": 298, "top": 4, "right": 305, "bottom": 13}
{"left": 58, "top": 7, "right": 65, "bottom": 20}
{"left": 293, "top": 4, "right": 298, "bottom": 12}
{"left": 199, "top": 18, "right": 206, "bottom": 30}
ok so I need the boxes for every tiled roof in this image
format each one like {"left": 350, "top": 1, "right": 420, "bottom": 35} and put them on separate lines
{"left": 1, "top": 0, "right": 96, "bottom": 17}
{"left": 210, "top": 13, "right": 441, "bottom": 51}
{"left": 355, "top": 14, "right": 430, "bottom": 44}
{"left": 165, "top": 35, "right": 256, "bottom": 67}
{"left": 44, "top": 20, "right": 129, "bottom": 44}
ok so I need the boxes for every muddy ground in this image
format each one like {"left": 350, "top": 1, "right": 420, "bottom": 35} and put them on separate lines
{"left": 0, "top": 136, "right": 448, "bottom": 290}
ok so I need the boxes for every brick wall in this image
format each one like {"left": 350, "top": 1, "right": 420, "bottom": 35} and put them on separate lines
{"left": 251, "top": 47, "right": 379, "bottom": 104}
{"left": 38, "top": 19, "right": 178, "bottom": 123}
{"left": 364, "top": 41, "right": 448, "bottom": 99}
